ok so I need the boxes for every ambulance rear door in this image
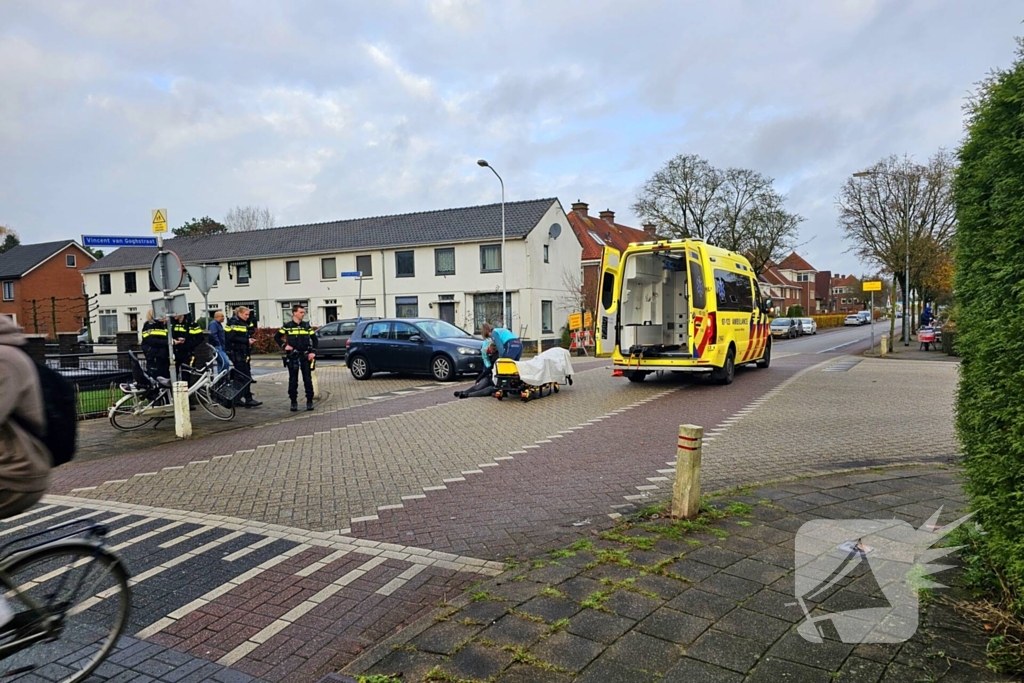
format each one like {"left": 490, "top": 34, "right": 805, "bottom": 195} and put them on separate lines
{"left": 595, "top": 245, "right": 621, "bottom": 356}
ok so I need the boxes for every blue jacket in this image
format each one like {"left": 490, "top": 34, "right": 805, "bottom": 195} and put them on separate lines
{"left": 208, "top": 319, "right": 226, "bottom": 348}
{"left": 490, "top": 327, "right": 518, "bottom": 356}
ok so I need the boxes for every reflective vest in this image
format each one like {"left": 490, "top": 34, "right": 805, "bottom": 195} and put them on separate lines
{"left": 275, "top": 320, "right": 317, "bottom": 354}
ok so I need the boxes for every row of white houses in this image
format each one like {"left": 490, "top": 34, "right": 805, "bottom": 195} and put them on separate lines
{"left": 82, "top": 198, "right": 581, "bottom": 345}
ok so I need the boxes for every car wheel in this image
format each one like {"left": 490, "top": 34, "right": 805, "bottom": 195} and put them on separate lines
{"left": 349, "top": 355, "right": 372, "bottom": 380}
{"left": 431, "top": 354, "right": 455, "bottom": 382}
{"left": 756, "top": 339, "right": 771, "bottom": 369}
{"left": 712, "top": 346, "right": 736, "bottom": 385}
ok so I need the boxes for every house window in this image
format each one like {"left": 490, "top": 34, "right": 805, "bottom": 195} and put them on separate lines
{"left": 356, "top": 254, "right": 372, "bottom": 277}
{"left": 796, "top": 273, "right": 810, "bottom": 282}
{"left": 2, "top": 281, "right": 13, "bottom": 301}
{"left": 543, "top": 245, "right": 549, "bottom": 263}
{"left": 321, "top": 257, "right": 337, "bottom": 280}
{"left": 280, "top": 300, "right": 309, "bottom": 323}
{"left": 124, "top": 272, "right": 137, "bottom": 293}
{"left": 232, "top": 261, "right": 251, "bottom": 285}
{"left": 541, "top": 300, "right": 553, "bottom": 334}
{"left": 283, "top": 260, "right": 299, "bottom": 282}
{"left": 480, "top": 245, "right": 502, "bottom": 273}
{"left": 395, "top": 251, "right": 415, "bottom": 277}
{"left": 356, "top": 298, "right": 377, "bottom": 318}
{"left": 474, "top": 293, "right": 511, "bottom": 331}
{"left": 396, "top": 296, "right": 419, "bottom": 318}
{"left": 435, "top": 248, "right": 455, "bottom": 276}
{"left": 179, "top": 272, "right": 191, "bottom": 289}
{"left": 99, "top": 274, "right": 111, "bottom": 295}
{"left": 226, "top": 300, "right": 260, "bottom": 322}
{"left": 149, "top": 272, "right": 160, "bottom": 292}
{"left": 588, "top": 231, "right": 606, "bottom": 246}
{"left": 98, "top": 314, "right": 118, "bottom": 338}
{"left": 66, "top": 254, "right": 76, "bottom": 267}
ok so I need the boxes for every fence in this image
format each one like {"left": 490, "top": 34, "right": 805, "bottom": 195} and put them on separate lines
{"left": 46, "top": 352, "right": 133, "bottom": 420}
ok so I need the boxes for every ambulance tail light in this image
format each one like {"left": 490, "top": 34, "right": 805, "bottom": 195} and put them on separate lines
{"left": 708, "top": 312, "right": 717, "bottom": 343}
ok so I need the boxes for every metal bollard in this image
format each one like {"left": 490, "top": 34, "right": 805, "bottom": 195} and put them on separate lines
{"left": 880, "top": 334, "right": 888, "bottom": 358}
{"left": 672, "top": 424, "right": 704, "bottom": 519}
{"left": 173, "top": 381, "right": 192, "bottom": 438}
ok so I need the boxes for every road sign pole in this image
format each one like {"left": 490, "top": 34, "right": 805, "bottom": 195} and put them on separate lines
{"left": 357, "top": 273, "right": 363, "bottom": 323}
{"left": 870, "top": 292, "right": 875, "bottom": 355}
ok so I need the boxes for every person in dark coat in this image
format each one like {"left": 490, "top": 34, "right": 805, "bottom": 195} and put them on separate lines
{"left": 225, "top": 306, "right": 261, "bottom": 407}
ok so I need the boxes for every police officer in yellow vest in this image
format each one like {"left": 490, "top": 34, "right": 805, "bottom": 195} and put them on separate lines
{"left": 274, "top": 304, "right": 317, "bottom": 411}
{"left": 140, "top": 310, "right": 170, "bottom": 379}
{"left": 225, "top": 306, "right": 262, "bottom": 408}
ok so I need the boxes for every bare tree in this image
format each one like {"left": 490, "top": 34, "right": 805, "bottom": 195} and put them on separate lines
{"left": 558, "top": 266, "right": 589, "bottom": 319}
{"left": 744, "top": 191, "right": 804, "bottom": 275}
{"left": 837, "top": 150, "right": 957, "bottom": 342}
{"left": 717, "top": 167, "right": 771, "bottom": 253}
{"left": 632, "top": 155, "right": 725, "bottom": 241}
{"left": 224, "top": 205, "right": 275, "bottom": 232}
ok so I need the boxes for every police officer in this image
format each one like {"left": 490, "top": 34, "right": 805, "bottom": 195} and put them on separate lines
{"left": 225, "top": 306, "right": 262, "bottom": 408}
{"left": 140, "top": 310, "right": 170, "bottom": 379}
{"left": 171, "top": 314, "right": 203, "bottom": 377}
{"left": 274, "top": 304, "right": 317, "bottom": 411}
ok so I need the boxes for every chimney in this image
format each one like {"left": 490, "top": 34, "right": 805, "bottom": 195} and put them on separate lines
{"left": 642, "top": 222, "right": 658, "bottom": 238}
{"left": 599, "top": 209, "right": 615, "bottom": 224}
{"left": 571, "top": 201, "right": 589, "bottom": 216}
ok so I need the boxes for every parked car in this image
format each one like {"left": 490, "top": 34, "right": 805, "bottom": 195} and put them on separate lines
{"left": 76, "top": 327, "right": 90, "bottom": 344}
{"left": 770, "top": 317, "right": 800, "bottom": 339}
{"left": 844, "top": 314, "right": 861, "bottom": 326}
{"left": 798, "top": 317, "right": 817, "bottom": 335}
{"left": 315, "top": 317, "right": 378, "bottom": 359}
{"left": 857, "top": 310, "right": 872, "bottom": 325}
{"left": 345, "top": 318, "right": 484, "bottom": 381}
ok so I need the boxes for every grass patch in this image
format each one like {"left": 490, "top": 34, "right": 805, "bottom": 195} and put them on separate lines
{"left": 502, "top": 646, "right": 570, "bottom": 672}
{"left": 547, "top": 618, "right": 570, "bottom": 634}
{"left": 724, "top": 501, "right": 753, "bottom": 516}
{"left": 469, "top": 591, "right": 495, "bottom": 602}
{"left": 599, "top": 530, "right": 656, "bottom": 551}
{"left": 580, "top": 590, "right": 612, "bottom": 610}
{"left": 736, "top": 520, "right": 753, "bottom": 527}
{"left": 540, "top": 586, "right": 567, "bottom": 599}
{"left": 548, "top": 548, "right": 575, "bottom": 559}
{"left": 508, "top": 609, "right": 547, "bottom": 624}
{"left": 569, "top": 539, "right": 594, "bottom": 552}
{"left": 359, "top": 675, "right": 402, "bottom": 683}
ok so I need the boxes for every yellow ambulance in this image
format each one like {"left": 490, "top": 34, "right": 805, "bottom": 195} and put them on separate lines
{"left": 595, "top": 239, "right": 773, "bottom": 384}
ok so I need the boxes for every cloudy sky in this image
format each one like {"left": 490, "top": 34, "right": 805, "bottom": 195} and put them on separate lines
{"left": 2, "top": 0, "right": 1020, "bottom": 275}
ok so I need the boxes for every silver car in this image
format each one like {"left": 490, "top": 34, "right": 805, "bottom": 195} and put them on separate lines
{"left": 315, "top": 318, "right": 371, "bottom": 359}
{"left": 798, "top": 317, "right": 817, "bottom": 335}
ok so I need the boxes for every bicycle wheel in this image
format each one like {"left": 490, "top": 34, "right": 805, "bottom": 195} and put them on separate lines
{"left": 109, "top": 392, "right": 161, "bottom": 431}
{"left": 195, "top": 383, "right": 235, "bottom": 421}
{"left": 0, "top": 542, "right": 130, "bottom": 682}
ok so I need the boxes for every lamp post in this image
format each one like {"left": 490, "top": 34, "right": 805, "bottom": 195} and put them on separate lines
{"left": 854, "top": 169, "right": 911, "bottom": 346}
{"left": 477, "top": 159, "right": 507, "bottom": 326}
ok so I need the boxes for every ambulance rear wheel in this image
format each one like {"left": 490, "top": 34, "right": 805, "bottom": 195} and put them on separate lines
{"left": 626, "top": 371, "right": 648, "bottom": 383}
{"left": 756, "top": 340, "right": 771, "bottom": 369}
{"left": 713, "top": 347, "right": 736, "bottom": 385}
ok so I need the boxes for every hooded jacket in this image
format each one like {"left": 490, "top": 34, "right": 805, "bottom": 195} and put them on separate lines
{"left": 0, "top": 316, "right": 51, "bottom": 493}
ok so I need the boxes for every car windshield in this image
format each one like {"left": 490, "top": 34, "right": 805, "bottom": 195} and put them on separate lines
{"left": 846, "top": 315, "right": 858, "bottom": 320}
{"left": 771, "top": 318, "right": 791, "bottom": 326}
{"left": 416, "top": 320, "right": 472, "bottom": 339}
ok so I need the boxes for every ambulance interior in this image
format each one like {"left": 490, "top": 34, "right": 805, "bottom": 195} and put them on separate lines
{"left": 618, "top": 251, "right": 691, "bottom": 356}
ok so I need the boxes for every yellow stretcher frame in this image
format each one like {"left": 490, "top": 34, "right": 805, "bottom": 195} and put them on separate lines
{"left": 493, "top": 358, "right": 561, "bottom": 402}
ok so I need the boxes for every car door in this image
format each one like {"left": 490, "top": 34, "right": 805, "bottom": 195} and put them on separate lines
{"left": 360, "top": 321, "right": 392, "bottom": 370}
{"left": 337, "top": 320, "right": 358, "bottom": 357}
{"left": 317, "top": 322, "right": 340, "bottom": 355}
{"left": 390, "top": 321, "right": 426, "bottom": 372}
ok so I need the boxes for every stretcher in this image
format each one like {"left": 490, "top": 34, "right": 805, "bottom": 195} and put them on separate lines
{"left": 493, "top": 347, "right": 575, "bottom": 402}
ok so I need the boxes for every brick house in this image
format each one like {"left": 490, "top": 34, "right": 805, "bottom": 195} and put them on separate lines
{"left": 0, "top": 240, "right": 96, "bottom": 337}
{"left": 775, "top": 252, "right": 819, "bottom": 313}
{"left": 829, "top": 274, "right": 863, "bottom": 313}
{"left": 758, "top": 266, "right": 803, "bottom": 315}
{"left": 567, "top": 202, "right": 653, "bottom": 323}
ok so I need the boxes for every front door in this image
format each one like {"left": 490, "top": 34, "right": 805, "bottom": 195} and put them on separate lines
{"left": 127, "top": 313, "right": 138, "bottom": 333}
{"left": 438, "top": 302, "right": 455, "bottom": 324}
{"left": 324, "top": 306, "right": 338, "bottom": 323}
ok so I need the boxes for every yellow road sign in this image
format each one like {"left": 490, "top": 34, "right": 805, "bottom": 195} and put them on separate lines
{"left": 584, "top": 312, "right": 593, "bottom": 328}
{"left": 152, "top": 208, "right": 168, "bottom": 234}
{"left": 863, "top": 280, "right": 882, "bottom": 292}
{"left": 569, "top": 313, "right": 583, "bottom": 330}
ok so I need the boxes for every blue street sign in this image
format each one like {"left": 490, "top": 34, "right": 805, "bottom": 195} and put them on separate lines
{"left": 83, "top": 235, "right": 159, "bottom": 248}
{"left": 340, "top": 271, "right": 362, "bottom": 277}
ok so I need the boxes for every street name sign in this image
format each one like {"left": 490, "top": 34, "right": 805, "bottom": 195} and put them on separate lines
{"left": 151, "top": 250, "right": 184, "bottom": 291}
{"left": 341, "top": 271, "right": 362, "bottom": 277}
{"left": 863, "top": 281, "right": 882, "bottom": 292}
{"left": 152, "top": 208, "right": 168, "bottom": 234}
{"left": 82, "top": 235, "right": 159, "bottom": 248}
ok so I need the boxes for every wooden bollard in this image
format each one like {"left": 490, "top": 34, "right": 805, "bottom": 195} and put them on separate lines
{"left": 672, "top": 424, "right": 704, "bottom": 519}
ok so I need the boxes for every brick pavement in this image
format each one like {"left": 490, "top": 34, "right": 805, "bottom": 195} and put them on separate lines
{"left": 345, "top": 465, "right": 1010, "bottom": 683}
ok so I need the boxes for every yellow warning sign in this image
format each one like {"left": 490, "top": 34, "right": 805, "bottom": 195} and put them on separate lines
{"left": 569, "top": 313, "right": 583, "bottom": 330}
{"left": 151, "top": 208, "right": 168, "bottom": 234}
{"left": 863, "top": 280, "right": 882, "bottom": 292}
{"left": 584, "top": 312, "right": 593, "bottom": 329}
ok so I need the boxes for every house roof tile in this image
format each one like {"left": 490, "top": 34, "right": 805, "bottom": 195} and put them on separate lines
{"left": 567, "top": 210, "right": 649, "bottom": 261}
{"left": 777, "top": 252, "right": 816, "bottom": 272}
{"left": 0, "top": 240, "right": 78, "bottom": 279}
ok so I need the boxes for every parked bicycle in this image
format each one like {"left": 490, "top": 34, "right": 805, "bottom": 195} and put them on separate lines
{"left": 109, "top": 346, "right": 248, "bottom": 431}
{"left": 0, "top": 517, "right": 130, "bottom": 682}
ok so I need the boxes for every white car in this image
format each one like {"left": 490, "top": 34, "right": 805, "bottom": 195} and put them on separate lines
{"left": 798, "top": 317, "right": 817, "bottom": 335}
{"left": 843, "top": 314, "right": 861, "bottom": 327}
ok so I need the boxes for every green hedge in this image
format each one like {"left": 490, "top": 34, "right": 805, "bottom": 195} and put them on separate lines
{"left": 954, "top": 41, "right": 1024, "bottom": 616}
{"left": 810, "top": 314, "right": 846, "bottom": 329}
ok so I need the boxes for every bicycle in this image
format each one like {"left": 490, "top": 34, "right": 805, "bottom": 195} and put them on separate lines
{"left": 0, "top": 517, "right": 130, "bottom": 682}
{"left": 109, "top": 346, "right": 241, "bottom": 431}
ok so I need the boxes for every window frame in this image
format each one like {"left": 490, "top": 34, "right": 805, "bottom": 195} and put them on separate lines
{"left": 1, "top": 281, "right": 13, "bottom": 301}
{"left": 98, "top": 313, "right": 118, "bottom": 337}
{"left": 480, "top": 244, "right": 502, "bottom": 273}
{"left": 320, "top": 257, "right": 337, "bottom": 281}
{"left": 713, "top": 269, "right": 754, "bottom": 312}
{"left": 285, "top": 260, "right": 301, "bottom": 282}
{"left": 543, "top": 244, "right": 549, "bottom": 263}
{"left": 391, "top": 321, "right": 419, "bottom": 341}
{"left": 541, "top": 300, "right": 553, "bottom": 334}
{"left": 363, "top": 321, "right": 391, "bottom": 339}
{"left": 395, "top": 250, "right": 415, "bottom": 278}
{"left": 434, "top": 247, "right": 456, "bottom": 276}
{"left": 395, "top": 296, "right": 419, "bottom": 318}
{"left": 66, "top": 254, "right": 76, "bottom": 268}
{"left": 99, "top": 273, "right": 112, "bottom": 295}
{"left": 356, "top": 254, "right": 373, "bottom": 278}
{"left": 124, "top": 271, "right": 137, "bottom": 294}
{"left": 232, "top": 260, "right": 251, "bottom": 285}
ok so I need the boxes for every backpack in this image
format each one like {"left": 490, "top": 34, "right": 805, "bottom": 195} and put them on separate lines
{"left": 13, "top": 353, "right": 78, "bottom": 467}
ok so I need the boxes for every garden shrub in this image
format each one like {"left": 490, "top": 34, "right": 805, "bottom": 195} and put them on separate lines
{"left": 953, "top": 39, "right": 1024, "bottom": 616}
{"left": 785, "top": 305, "right": 803, "bottom": 317}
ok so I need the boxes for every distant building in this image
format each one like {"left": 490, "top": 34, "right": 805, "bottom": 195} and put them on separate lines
{"left": 0, "top": 240, "right": 96, "bottom": 337}
{"left": 829, "top": 274, "right": 863, "bottom": 313}
{"left": 775, "top": 252, "right": 819, "bottom": 313}
{"left": 567, "top": 202, "right": 653, "bottom": 320}
{"left": 82, "top": 199, "right": 581, "bottom": 347}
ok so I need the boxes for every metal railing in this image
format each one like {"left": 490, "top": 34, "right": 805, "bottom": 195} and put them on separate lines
{"left": 45, "top": 352, "right": 133, "bottom": 420}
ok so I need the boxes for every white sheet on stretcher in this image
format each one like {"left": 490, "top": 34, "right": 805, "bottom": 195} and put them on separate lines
{"left": 509, "top": 347, "right": 575, "bottom": 386}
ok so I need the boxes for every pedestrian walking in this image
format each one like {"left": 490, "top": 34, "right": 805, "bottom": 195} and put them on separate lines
{"left": 207, "top": 310, "right": 231, "bottom": 374}
{"left": 225, "top": 306, "right": 262, "bottom": 408}
{"left": 274, "top": 305, "right": 317, "bottom": 411}
{"left": 140, "top": 310, "right": 171, "bottom": 379}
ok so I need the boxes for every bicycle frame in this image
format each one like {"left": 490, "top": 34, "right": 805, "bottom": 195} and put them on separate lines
{"left": 114, "top": 359, "right": 229, "bottom": 418}
{"left": 0, "top": 518, "right": 116, "bottom": 660}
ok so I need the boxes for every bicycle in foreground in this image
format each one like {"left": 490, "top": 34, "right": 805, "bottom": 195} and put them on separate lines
{"left": 108, "top": 346, "right": 249, "bottom": 431}
{"left": 0, "top": 517, "right": 130, "bottom": 682}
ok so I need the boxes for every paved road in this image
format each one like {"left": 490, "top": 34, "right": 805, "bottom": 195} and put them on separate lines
{"left": 6, "top": 326, "right": 922, "bottom": 681}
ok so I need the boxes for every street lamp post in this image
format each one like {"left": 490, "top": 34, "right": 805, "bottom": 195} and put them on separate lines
{"left": 854, "top": 169, "right": 911, "bottom": 346}
{"left": 477, "top": 159, "right": 507, "bottom": 326}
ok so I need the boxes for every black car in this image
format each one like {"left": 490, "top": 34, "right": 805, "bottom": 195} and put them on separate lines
{"left": 345, "top": 318, "right": 484, "bottom": 381}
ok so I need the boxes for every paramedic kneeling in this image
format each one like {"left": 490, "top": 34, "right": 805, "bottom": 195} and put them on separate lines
{"left": 481, "top": 323, "right": 522, "bottom": 361}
